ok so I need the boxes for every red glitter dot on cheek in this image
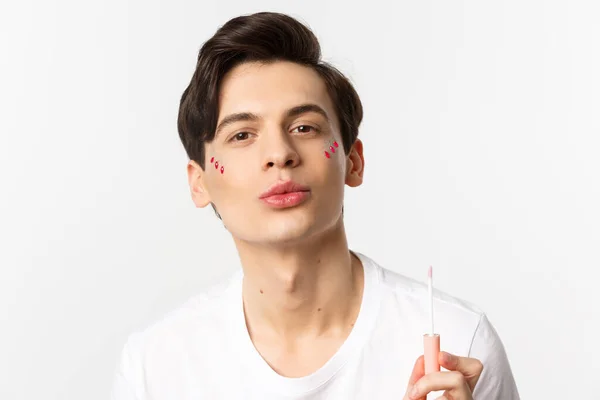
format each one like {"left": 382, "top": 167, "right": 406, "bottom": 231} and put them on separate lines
{"left": 220, "top": 166, "right": 224, "bottom": 174}
{"left": 210, "top": 156, "right": 214, "bottom": 163}
{"left": 334, "top": 141, "right": 339, "bottom": 148}
{"left": 215, "top": 161, "right": 219, "bottom": 169}
{"left": 325, "top": 151, "right": 330, "bottom": 158}
{"left": 330, "top": 145, "right": 336, "bottom": 153}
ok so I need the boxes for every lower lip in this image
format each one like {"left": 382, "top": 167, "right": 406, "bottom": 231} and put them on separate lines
{"left": 260, "top": 191, "right": 310, "bottom": 208}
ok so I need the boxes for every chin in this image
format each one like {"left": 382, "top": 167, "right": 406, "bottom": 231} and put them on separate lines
{"left": 261, "top": 212, "right": 317, "bottom": 243}
{"left": 232, "top": 209, "right": 326, "bottom": 246}
{"left": 228, "top": 199, "right": 343, "bottom": 245}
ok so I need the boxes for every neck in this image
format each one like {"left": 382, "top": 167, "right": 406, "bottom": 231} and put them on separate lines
{"left": 234, "top": 220, "right": 364, "bottom": 342}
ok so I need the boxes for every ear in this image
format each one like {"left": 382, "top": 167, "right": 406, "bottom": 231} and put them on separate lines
{"left": 187, "top": 160, "right": 212, "bottom": 208}
{"left": 345, "top": 138, "right": 365, "bottom": 187}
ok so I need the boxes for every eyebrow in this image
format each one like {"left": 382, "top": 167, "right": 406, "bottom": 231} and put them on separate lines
{"left": 215, "top": 103, "right": 330, "bottom": 137}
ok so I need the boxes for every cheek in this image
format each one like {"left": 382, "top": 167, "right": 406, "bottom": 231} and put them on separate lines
{"left": 323, "top": 139, "right": 340, "bottom": 159}
{"left": 207, "top": 154, "right": 256, "bottom": 203}
{"left": 207, "top": 156, "right": 225, "bottom": 175}
{"left": 301, "top": 142, "right": 345, "bottom": 186}
{"left": 321, "top": 138, "right": 346, "bottom": 179}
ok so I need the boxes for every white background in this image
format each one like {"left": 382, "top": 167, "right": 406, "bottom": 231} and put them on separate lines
{"left": 1, "top": 1, "right": 598, "bottom": 399}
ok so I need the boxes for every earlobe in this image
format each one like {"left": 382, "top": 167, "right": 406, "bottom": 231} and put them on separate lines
{"left": 345, "top": 139, "right": 365, "bottom": 188}
{"left": 187, "top": 160, "right": 211, "bottom": 208}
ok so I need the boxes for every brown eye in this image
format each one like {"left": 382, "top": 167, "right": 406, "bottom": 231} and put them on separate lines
{"left": 293, "top": 125, "right": 317, "bottom": 134}
{"left": 231, "top": 132, "right": 249, "bottom": 141}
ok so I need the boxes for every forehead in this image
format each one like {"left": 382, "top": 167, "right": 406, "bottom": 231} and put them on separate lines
{"left": 218, "top": 61, "right": 337, "bottom": 125}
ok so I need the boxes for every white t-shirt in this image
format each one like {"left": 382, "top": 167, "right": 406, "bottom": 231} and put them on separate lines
{"left": 111, "top": 252, "right": 520, "bottom": 399}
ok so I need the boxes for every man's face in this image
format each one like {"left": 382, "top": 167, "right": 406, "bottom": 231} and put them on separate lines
{"left": 189, "top": 61, "right": 364, "bottom": 245}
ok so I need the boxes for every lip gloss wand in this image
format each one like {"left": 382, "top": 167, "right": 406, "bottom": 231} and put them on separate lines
{"left": 424, "top": 265, "right": 440, "bottom": 374}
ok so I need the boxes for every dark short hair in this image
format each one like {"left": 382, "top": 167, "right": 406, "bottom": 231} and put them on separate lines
{"left": 176, "top": 11, "right": 364, "bottom": 168}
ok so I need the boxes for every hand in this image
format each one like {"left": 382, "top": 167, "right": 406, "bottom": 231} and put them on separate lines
{"left": 403, "top": 351, "right": 484, "bottom": 400}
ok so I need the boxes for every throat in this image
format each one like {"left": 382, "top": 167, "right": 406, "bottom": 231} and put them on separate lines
{"left": 241, "top": 252, "right": 365, "bottom": 377}
{"left": 251, "top": 325, "right": 356, "bottom": 378}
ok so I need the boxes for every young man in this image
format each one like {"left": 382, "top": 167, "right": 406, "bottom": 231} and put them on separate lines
{"left": 111, "top": 12, "right": 519, "bottom": 400}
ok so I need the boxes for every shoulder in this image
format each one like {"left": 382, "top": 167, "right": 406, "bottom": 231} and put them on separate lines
{"left": 356, "top": 251, "right": 485, "bottom": 353}
{"left": 355, "top": 252, "right": 520, "bottom": 398}
{"left": 111, "top": 271, "right": 242, "bottom": 398}
{"left": 357, "top": 251, "right": 485, "bottom": 321}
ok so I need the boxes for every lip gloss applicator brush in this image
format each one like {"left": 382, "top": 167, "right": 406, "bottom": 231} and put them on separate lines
{"left": 424, "top": 265, "right": 440, "bottom": 374}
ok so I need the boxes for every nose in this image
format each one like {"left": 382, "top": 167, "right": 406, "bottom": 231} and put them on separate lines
{"left": 262, "top": 131, "right": 301, "bottom": 171}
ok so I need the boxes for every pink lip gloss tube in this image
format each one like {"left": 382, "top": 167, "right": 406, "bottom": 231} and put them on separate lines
{"left": 423, "top": 333, "right": 440, "bottom": 374}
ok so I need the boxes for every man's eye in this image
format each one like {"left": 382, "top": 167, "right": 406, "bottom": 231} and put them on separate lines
{"left": 230, "top": 132, "right": 250, "bottom": 142}
{"left": 292, "top": 125, "right": 317, "bottom": 134}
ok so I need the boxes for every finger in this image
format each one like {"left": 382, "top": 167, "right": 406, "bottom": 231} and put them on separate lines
{"left": 409, "top": 371, "right": 471, "bottom": 400}
{"left": 408, "top": 355, "right": 425, "bottom": 386}
{"left": 439, "top": 351, "right": 484, "bottom": 391}
{"left": 404, "top": 356, "right": 426, "bottom": 400}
